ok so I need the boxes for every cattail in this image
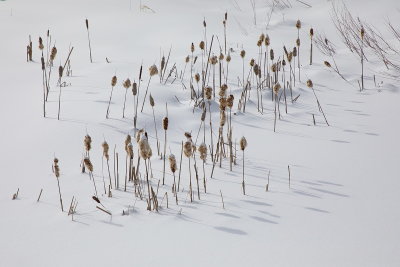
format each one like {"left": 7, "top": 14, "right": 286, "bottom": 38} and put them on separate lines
{"left": 57, "top": 65, "right": 64, "bottom": 120}
{"left": 219, "top": 53, "right": 224, "bottom": 61}
{"left": 240, "top": 50, "right": 246, "bottom": 58}
{"left": 361, "top": 26, "right": 365, "bottom": 39}
{"left": 293, "top": 47, "right": 297, "bottom": 57}
{"left": 184, "top": 141, "right": 193, "bottom": 157}
{"left": 185, "top": 55, "right": 190, "bottom": 63}
{"left": 310, "top": 28, "right": 314, "bottom": 38}
{"left": 270, "top": 49, "right": 274, "bottom": 61}
{"left": 102, "top": 141, "right": 110, "bottom": 160}
{"left": 125, "top": 135, "right": 132, "bottom": 152}
{"left": 50, "top": 46, "right": 57, "bottom": 63}
{"left": 219, "top": 97, "right": 227, "bottom": 111}
{"left": 227, "top": 94, "right": 234, "bottom": 108}
{"left": 127, "top": 143, "right": 133, "bottom": 159}
{"left": 226, "top": 54, "right": 231, "bottom": 62}
{"left": 111, "top": 76, "right": 117, "bottom": 87}
{"left": 296, "top": 19, "right": 301, "bottom": 30}
{"left": 273, "top": 83, "right": 281, "bottom": 95}
{"left": 194, "top": 73, "right": 200, "bottom": 83}
{"left": 250, "top": 59, "right": 255, "bottom": 67}
{"left": 310, "top": 28, "right": 314, "bottom": 65}
{"left": 324, "top": 61, "right": 331, "bottom": 68}
{"left": 106, "top": 76, "right": 117, "bottom": 118}
{"left": 53, "top": 158, "right": 63, "bottom": 211}
{"left": 306, "top": 79, "right": 313, "bottom": 88}
{"left": 271, "top": 63, "right": 277, "bottom": 73}
{"left": 205, "top": 86, "right": 212, "bottom": 100}
{"left": 84, "top": 158, "right": 93, "bottom": 172}
{"left": 39, "top": 37, "right": 44, "bottom": 50}
{"left": 139, "top": 134, "right": 152, "bottom": 160}
{"left": 136, "top": 129, "right": 144, "bottom": 143}
{"left": 149, "top": 94, "right": 155, "bottom": 107}
{"left": 265, "top": 35, "right": 270, "bottom": 46}
{"left": 219, "top": 84, "right": 228, "bottom": 97}
{"left": 132, "top": 82, "right": 137, "bottom": 95}
{"left": 161, "top": 56, "right": 166, "bottom": 72}
{"left": 84, "top": 135, "right": 92, "bottom": 153}
{"left": 191, "top": 42, "right": 195, "bottom": 53}
{"left": 184, "top": 132, "right": 192, "bottom": 140}
{"left": 240, "top": 136, "right": 247, "bottom": 195}
{"left": 254, "top": 64, "right": 259, "bottom": 75}
{"left": 296, "top": 38, "right": 300, "bottom": 47}
{"left": 199, "top": 41, "right": 205, "bottom": 50}
{"left": 360, "top": 26, "right": 365, "bottom": 91}
{"left": 41, "top": 56, "right": 45, "bottom": 71}
{"left": 257, "top": 39, "right": 262, "bottom": 47}
{"left": 85, "top": 19, "right": 93, "bottom": 63}
{"left": 198, "top": 143, "right": 207, "bottom": 161}
{"left": 123, "top": 78, "right": 131, "bottom": 89}
{"left": 169, "top": 154, "right": 177, "bottom": 173}
{"left": 149, "top": 65, "right": 158, "bottom": 76}
{"left": 163, "top": 117, "right": 168, "bottom": 130}
{"left": 288, "top": 52, "right": 293, "bottom": 63}
{"left": 211, "top": 56, "right": 218, "bottom": 65}
{"left": 58, "top": 66, "right": 63, "bottom": 78}
{"left": 259, "top": 33, "right": 265, "bottom": 42}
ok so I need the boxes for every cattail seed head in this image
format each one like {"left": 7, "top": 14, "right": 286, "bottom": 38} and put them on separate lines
{"left": 240, "top": 50, "right": 246, "bottom": 58}
{"left": 168, "top": 154, "right": 177, "bottom": 173}
{"left": 205, "top": 86, "right": 212, "bottom": 100}
{"left": 41, "top": 56, "right": 45, "bottom": 71}
{"left": 184, "top": 140, "right": 193, "bottom": 157}
{"left": 293, "top": 47, "right": 297, "bottom": 57}
{"left": 199, "top": 41, "right": 205, "bottom": 50}
{"left": 306, "top": 79, "right": 313, "bottom": 88}
{"left": 185, "top": 55, "right": 190, "bottom": 63}
{"left": 149, "top": 94, "right": 155, "bottom": 107}
{"left": 54, "top": 159, "right": 60, "bottom": 178}
{"left": 254, "top": 64, "right": 259, "bottom": 75}
{"left": 282, "top": 59, "right": 286, "bottom": 66}
{"left": 288, "top": 52, "right": 293, "bottom": 62}
{"left": 250, "top": 59, "right": 255, "bottom": 67}
{"left": 201, "top": 110, "right": 206, "bottom": 121}
{"left": 265, "top": 35, "right": 270, "bottom": 46}
{"left": 139, "top": 134, "right": 151, "bottom": 160}
{"left": 271, "top": 63, "right": 277, "bottom": 73}
{"left": 361, "top": 26, "right": 365, "bottom": 39}
{"left": 125, "top": 135, "right": 132, "bottom": 152}
{"left": 259, "top": 33, "right": 265, "bottom": 42}
{"left": 102, "top": 141, "right": 110, "bottom": 160}
{"left": 149, "top": 65, "right": 158, "bottom": 76}
{"left": 270, "top": 49, "right": 275, "bottom": 61}
{"left": 123, "top": 78, "right": 131, "bottom": 89}
{"left": 85, "top": 19, "right": 89, "bottom": 29}
{"left": 310, "top": 28, "right": 314, "bottom": 38}
{"left": 84, "top": 135, "right": 92, "bottom": 152}
{"left": 220, "top": 84, "right": 228, "bottom": 97}
{"left": 132, "top": 82, "right": 137, "bottom": 95}
{"left": 273, "top": 83, "right": 281, "bottom": 95}
{"left": 198, "top": 143, "right": 207, "bottom": 161}
{"left": 227, "top": 94, "right": 234, "bottom": 108}
{"left": 296, "top": 38, "right": 301, "bottom": 47}
{"left": 191, "top": 42, "right": 195, "bottom": 53}
{"left": 296, "top": 19, "right": 301, "bottom": 29}
{"left": 161, "top": 56, "right": 165, "bottom": 71}
{"left": 211, "top": 56, "right": 218, "bottom": 65}
{"left": 54, "top": 158, "right": 59, "bottom": 164}
{"left": 225, "top": 12, "right": 228, "bottom": 21}
{"left": 194, "top": 73, "right": 200, "bottom": 83}
{"left": 111, "top": 76, "right": 117, "bottom": 87}
{"left": 163, "top": 117, "right": 168, "bottom": 130}
{"left": 240, "top": 136, "right": 247, "bottom": 151}
{"left": 39, "top": 37, "right": 44, "bottom": 50}
{"left": 219, "top": 53, "right": 224, "bottom": 61}
{"left": 226, "top": 54, "right": 231, "bottom": 62}
{"left": 184, "top": 132, "right": 192, "bottom": 140}
{"left": 257, "top": 39, "right": 262, "bottom": 47}
{"left": 58, "top": 66, "right": 63, "bottom": 78}
{"left": 50, "top": 46, "right": 57, "bottom": 61}
{"left": 219, "top": 97, "right": 227, "bottom": 111}
{"left": 127, "top": 143, "right": 134, "bottom": 159}
{"left": 136, "top": 129, "right": 144, "bottom": 143}
{"left": 324, "top": 61, "right": 331, "bottom": 68}
{"left": 84, "top": 158, "right": 93, "bottom": 172}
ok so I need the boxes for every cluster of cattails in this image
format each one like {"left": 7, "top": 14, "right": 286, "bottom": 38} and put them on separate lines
{"left": 53, "top": 158, "right": 64, "bottom": 211}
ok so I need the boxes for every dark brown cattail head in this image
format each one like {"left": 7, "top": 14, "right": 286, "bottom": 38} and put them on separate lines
{"left": 185, "top": 55, "right": 190, "bottom": 63}
{"left": 273, "top": 83, "right": 281, "bottom": 95}
{"left": 324, "top": 61, "right": 331, "bottom": 68}
{"left": 220, "top": 84, "right": 228, "bottom": 97}
{"left": 227, "top": 94, "right": 234, "bottom": 108}
{"left": 250, "top": 59, "right": 255, "bottom": 67}
{"left": 85, "top": 19, "right": 89, "bottom": 29}
{"left": 226, "top": 53, "right": 231, "bottom": 62}
{"left": 265, "top": 35, "right": 270, "bottom": 46}
{"left": 293, "top": 47, "right": 297, "bottom": 57}
{"left": 149, "top": 94, "right": 155, "bottom": 107}
{"left": 184, "top": 132, "right": 192, "bottom": 139}
{"left": 83, "top": 157, "right": 93, "bottom": 172}
{"left": 254, "top": 64, "right": 259, "bottom": 75}
{"left": 199, "top": 41, "right": 205, "bottom": 50}
{"left": 271, "top": 63, "right": 277, "bottom": 73}
{"left": 132, "top": 82, "right": 137, "bottom": 95}
{"left": 123, "top": 78, "right": 131, "bottom": 89}
{"left": 54, "top": 158, "right": 59, "bottom": 164}
{"left": 111, "top": 76, "right": 117, "bottom": 87}
{"left": 203, "top": 19, "right": 206, "bottom": 28}
{"left": 240, "top": 50, "right": 246, "bottom": 58}
{"left": 191, "top": 43, "right": 195, "bottom": 53}
{"left": 50, "top": 46, "right": 57, "bottom": 61}
{"left": 296, "top": 38, "right": 300, "bottom": 47}
{"left": 41, "top": 56, "right": 45, "bottom": 71}
{"left": 54, "top": 159, "right": 60, "bottom": 178}
{"left": 259, "top": 33, "right": 265, "bottom": 42}
{"left": 201, "top": 110, "right": 206, "bottom": 121}
{"left": 194, "top": 73, "right": 200, "bottom": 83}
{"left": 361, "top": 26, "right": 365, "bottom": 39}
{"left": 270, "top": 49, "right": 274, "bottom": 61}
{"left": 288, "top": 52, "right": 293, "bottom": 62}
{"left": 296, "top": 19, "right": 301, "bottom": 29}
{"left": 163, "top": 117, "right": 168, "bottom": 130}
{"left": 310, "top": 28, "right": 314, "bottom": 38}
{"left": 198, "top": 143, "right": 207, "bottom": 161}
{"left": 58, "top": 66, "right": 64, "bottom": 78}
{"left": 219, "top": 53, "right": 224, "bottom": 61}
{"left": 149, "top": 65, "right": 159, "bottom": 76}
{"left": 306, "top": 79, "right": 313, "bottom": 88}
{"left": 205, "top": 86, "right": 212, "bottom": 100}
{"left": 225, "top": 12, "right": 228, "bottom": 21}
{"left": 168, "top": 154, "right": 177, "bottom": 173}
{"left": 39, "top": 37, "right": 44, "bottom": 50}
{"left": 240, "top": 136, "right": 247, "bottom": 151}
{"left": 257, "top": 39, "right": 262, "bottom": 47}
{"left": 211, "top": 56, "right": 218, "bottom": 65}
{"left": 282, "top": 59, "right": 286, "bottom": 66}
{"left": 161, "top": 56, "right": 165, "bottom": 71}
{"left": 219, "top": 97, "right": 227, "bottom": 111}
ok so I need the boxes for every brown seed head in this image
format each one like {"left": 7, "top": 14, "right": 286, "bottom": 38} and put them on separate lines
{"left": 250, "top": 59, "right": 255, "bottom": 67}
{"left": 310, "top": 28, "right": 314, "bottom": 38}
{"left": 270, "top": 49, "right": 274, "bottom": 61}
{"left": 168, "top": 154, "right": 177, "bottom": 173}
{"left": 306, "top": 79, "right": 313, "bottom": 88}
{"left": 240, "top": 50, "right": 246, "bottom": 58}
{"left": 288, "top": 52, "right": 293, "bottom": 62}
{"left": 273, "top": 83, "right": 281, "bottom": 95}
{"left": 39, "top": 37, "right": 44, "bottom": 50}
{"left": 84, "top": 135, "right": 92, "bottom": 151}
{"left": 199, "top": 41, "right": 205, "bottom": 50}
{"left": 191, "top": 43, "right": 195, "bottom": 53}
{"left": 185, "top": 55, "right": 190, "bottom": 63}
{"left": 219, "top": 97, "right": 227, "bottom": 111}
{"left": 271, "top": 63, "right": 277, "bottom": 73}
{"left": 123, "top": 78, "right": 131, "bottom": 89}
{"left": 219, "top": 53, "right": 224, "bottom": 61}
{"left": 163, "top": 117, "right": 169, "bottom": 130}
{"left": 149, "top": 65, "right": 159, "bottom": 76}
{"left": 41, "top": 57, "right": 45, "bottom": 71}
{"left": 132, "top": 82, "right": 137, "bottom": 95}
{"left": 227, "top": 94, "right": 234, "bottom": 108}
{"left": 198, "top": 143, "right": 207, "bottom": 161}
{"left": 161, "top": 56, "right": 165, "bottom": 71}
{"left": 102, "top": 141, "right": 109, "bottom": 160}
{"left": 240, "top": 136, "right": 247, "bottom": 150}
{"left": 293, "top": 47, "right": 297, "bottom": 57}
{"left": 58, "top": 66, "right": 63, "bottom": 78}
{"left": 183, "top": 141, "right": 193, "bottom": 157}
{"left": 138, "top": 135, "right": 151, "bottom": 159}
{"left": 184, "top": 132, "right": 192, "bottom": 139}
{"left": 149, "top": 94, "right": 155, "bottom": 107}
{"left": 111, "top": 76, "right": 117, "bottom": 87}
{"left": 83, "top": 158, "right": 93, "bottom": 172}
{"left": 220, "top": 111, "right": 226, "bottom": 127}
{"left": 50, "top": 46, "right": 57, "bottom": 61}
{"left": 296, "top": 19, "right": 301, "bottom": 29}
{"left": 226, "top": 54, "right": 231, "bottom": 62}
{"left": 85, "top": 19, "right": 89, "bottom": 29}
{"left": 205, "top": 86, "right": 212, "bottom": 100}
{"left": 324, "top": 61, "right": 331, "bottom": 68}
{"left": 265, "top": 35, "right": 270, "bottom": 46}
{"left": 296, "top": 38, "right": 301, "bottom": 47}
{"left": 361, "top": 26, "right": 365, "bottom": 39}
{"left": 257, "top": 39, "right": 262, "bottom": 47}
{"left": 194, "top": 73, "right": 200, "bottom": 83}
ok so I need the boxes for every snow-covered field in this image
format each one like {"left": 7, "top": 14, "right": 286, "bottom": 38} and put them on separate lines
{"left": 0, "top": 0, "right": 399, "bottom": 266}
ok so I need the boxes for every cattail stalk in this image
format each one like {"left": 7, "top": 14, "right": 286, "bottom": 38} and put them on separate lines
{"left": 240, "top": 137, "right": 247, "bottom": 195}
{"left": 106, "top": 76, "right": 117, "bottom": 119}
{"left": 53, "top": 158, "right": 63, "bottom": 212}
{"left": 162, "top": 114, "right": 168, "bottom": 185}
{"left": 141, "top": 65, "right": 158, "bottom": 112}
{"left": 122, "top": 78, "right": 131, "bottom": 118}
{"left": 57, "top": 66, "right": 63, "bottom": 120}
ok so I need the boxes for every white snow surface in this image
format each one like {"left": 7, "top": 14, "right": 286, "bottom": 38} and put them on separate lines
{"left": 0, "top": 0, "right": 399, "bottom": 266}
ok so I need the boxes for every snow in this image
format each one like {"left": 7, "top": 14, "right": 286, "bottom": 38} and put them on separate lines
{"left": 0, "top": 0, "right": 399, "bottom": 266}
